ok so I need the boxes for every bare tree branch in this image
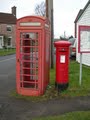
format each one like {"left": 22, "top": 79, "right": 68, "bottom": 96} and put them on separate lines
{"left": 35, "top": 1, "right": 46, "bottom": 17}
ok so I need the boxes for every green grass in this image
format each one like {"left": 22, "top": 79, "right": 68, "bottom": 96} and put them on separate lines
{"left": 0, "top": 48, "right": 16, "bottom": 56}
{"left": 61, "top": 61, "right": 90, "bottom": 97}
{"left": 10, "top": 61, "right": 90, "bottom": 101}
{"left": 32, "top": 111, "right": 90, "bottom": 120}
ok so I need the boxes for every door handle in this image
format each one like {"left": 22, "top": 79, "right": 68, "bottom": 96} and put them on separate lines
{"left": 17, "top": 59, "right": 19, "bottom": 62}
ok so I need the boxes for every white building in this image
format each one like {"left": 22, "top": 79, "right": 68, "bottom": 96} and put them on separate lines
{"left": 74, "top": 0, "right": 90, "bottom": 66}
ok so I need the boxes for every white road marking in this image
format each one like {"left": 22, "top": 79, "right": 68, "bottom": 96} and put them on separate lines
{"left": 0, "top": 57, "right": 15, "bottom": 63}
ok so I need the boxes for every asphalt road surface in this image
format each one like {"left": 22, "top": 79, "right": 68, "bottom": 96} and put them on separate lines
{"left": 0, "top": 54, "right": 90, "bottom": 120}
{"left": 0, "top": 54, "right": 16, "bottom": 98}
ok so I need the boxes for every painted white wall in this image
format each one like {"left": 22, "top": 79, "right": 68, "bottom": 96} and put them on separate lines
{"left": 76, "top": 4, "right": 90, "bottom": 66}
{"left": 0, "top": 36, "right": 4, "bottom": 49}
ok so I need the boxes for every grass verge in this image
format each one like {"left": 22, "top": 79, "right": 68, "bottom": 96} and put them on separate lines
{"left": 10, "top": 61, "right": 90, "bottom": 101}
{"left": 0, "top": 48, "right": 16, "bottom": 56}
{"left": 60, "top": 61, "right": 90, "bottom": 97}
{"left": 32, "top": 111, "right": 90, "bottom": 120}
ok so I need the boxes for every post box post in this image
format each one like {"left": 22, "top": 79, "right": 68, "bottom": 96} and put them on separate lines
{"left": 54, "top": 41, "right": 71, "bottom": 91}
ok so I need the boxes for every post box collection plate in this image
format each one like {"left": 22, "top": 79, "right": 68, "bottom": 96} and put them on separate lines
{"left": 60, "top": 55, "right": 66, "bottom": 63}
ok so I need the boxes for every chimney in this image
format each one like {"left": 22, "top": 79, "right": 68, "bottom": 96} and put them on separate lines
{"left": 12, "top": 6, "right": 16, "bottom": 17}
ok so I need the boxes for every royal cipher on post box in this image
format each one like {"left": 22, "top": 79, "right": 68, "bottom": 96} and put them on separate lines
{"left": 16, "top": 16, "right": 50, "bottom": 96}
{"left": 54, "top": 41, "right": 71, "bottom": 91}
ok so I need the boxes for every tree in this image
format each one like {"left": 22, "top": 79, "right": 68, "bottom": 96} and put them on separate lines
{"left": 60, "top": 36, "right": 68, "bottom": 41}
{"left": 35, "top": 1, "right": 46, "bottom": 17}
{"left": 69, "top": 35, "right": 74, "bottom": 39}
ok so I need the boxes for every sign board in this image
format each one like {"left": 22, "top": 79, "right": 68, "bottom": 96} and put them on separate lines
{"left": 78, "top": 26, "right": 90, "bottom": 53}
{"left": 20, "top": 22, "right": 41, "bottom": 27}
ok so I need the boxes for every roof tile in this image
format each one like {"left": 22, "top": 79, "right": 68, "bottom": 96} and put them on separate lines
{"left": 0, "top": 13, "right": 16, "bottom": 24}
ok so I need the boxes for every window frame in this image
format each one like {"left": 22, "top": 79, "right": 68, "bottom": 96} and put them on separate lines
{"left": 7, "top": 37, "right": 12, "bottom": 47}
{"left": 6, "top": 25, "right": 12, "bottom": 32}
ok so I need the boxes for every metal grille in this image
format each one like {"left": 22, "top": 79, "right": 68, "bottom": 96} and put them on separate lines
{"left": 20, "top": 32, "right": 39, "bottom": 89}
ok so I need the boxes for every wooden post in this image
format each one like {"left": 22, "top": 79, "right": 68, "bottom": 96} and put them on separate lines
{"left": 46, "top": 0, "right": 54, "bottom": 68}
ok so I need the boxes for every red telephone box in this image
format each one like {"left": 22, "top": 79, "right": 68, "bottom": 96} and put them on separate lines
{"left": 16, "top": 16, "right": 50, "bottom": 96}
{"left": 54, "top": 41, "right": 71, "bottom": 91}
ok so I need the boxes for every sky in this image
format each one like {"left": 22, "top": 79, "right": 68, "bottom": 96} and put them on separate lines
{"left": 0, "top": 0, "right": 89, "bottom": 38}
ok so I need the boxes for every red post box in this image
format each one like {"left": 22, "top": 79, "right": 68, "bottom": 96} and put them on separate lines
{"left": 54, "top": 41, "right": 71, "bottom": 91}
{"left": 16, "top": 16, "right": 50, "bottom": 96}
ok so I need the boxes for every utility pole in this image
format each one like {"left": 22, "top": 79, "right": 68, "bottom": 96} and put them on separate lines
{"left": 64, "top": 31, "right": 66, "bottom": 38}
{"left": 46, "top": 0, "right": 54, "bottom": 68}
{"left": 46, "top": 0, "right": 48, "bottom": 18}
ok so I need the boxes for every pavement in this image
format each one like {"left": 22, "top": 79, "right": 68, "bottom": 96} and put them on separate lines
{"left": 0, "top": 54, "right": 90, "bottom": 120}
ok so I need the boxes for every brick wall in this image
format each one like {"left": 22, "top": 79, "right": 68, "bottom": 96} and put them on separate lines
{"left": 0, "top": 23, "right": 16, "bottom": 48}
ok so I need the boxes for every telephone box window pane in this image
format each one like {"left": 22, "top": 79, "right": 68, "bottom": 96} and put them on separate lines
{"left": 20, "top": 33, "right": 38, "bottom": 39}
{"left": 20, "top": 33, "right": 38, "bottom": 47}
{"left": 36, "top": 40, "right": 38, "bottom": 46}
{"left": 23, "top": 82, "right": 36, "bottom": 89}
{"left": 21, "top": 55, "right": 30, "bottom": 60}
{"left": 20, "top": 75, "right": 23, "bottom": 82}
{"left": 30, "top": 33, "right": 38, "bottom": 39}
{"left": 20, "top": 47, "right": 23, "bottom": 53}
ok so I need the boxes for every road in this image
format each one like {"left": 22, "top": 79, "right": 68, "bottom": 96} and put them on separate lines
{"left": 0, "top": 54, "right": 16, "bottom": 98}
{"left": 0, "top": 54, "right": 90, "bottom": 120}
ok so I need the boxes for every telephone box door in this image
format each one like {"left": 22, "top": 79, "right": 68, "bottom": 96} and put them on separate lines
{"left": 17, "top": 30, "right": 42, "bottom": 95}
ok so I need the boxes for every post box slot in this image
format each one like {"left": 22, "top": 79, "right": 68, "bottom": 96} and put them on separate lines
{"left": 58, "top": 47, "right": 68, "bottom": 52}
{"left": 59, "top": 50, "right": 66, "bottom": 52}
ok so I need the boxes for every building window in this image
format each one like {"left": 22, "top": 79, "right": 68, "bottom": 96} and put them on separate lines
{"left": 7, "top": 37, "right": 12, "bottom": 46}
{"left": 7, "top": 25, "right": 12, "bottom": 32}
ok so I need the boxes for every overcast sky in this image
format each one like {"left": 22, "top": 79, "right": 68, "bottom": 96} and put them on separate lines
{"left": 0, "top": 0, "right": 89, "bottom": 38}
